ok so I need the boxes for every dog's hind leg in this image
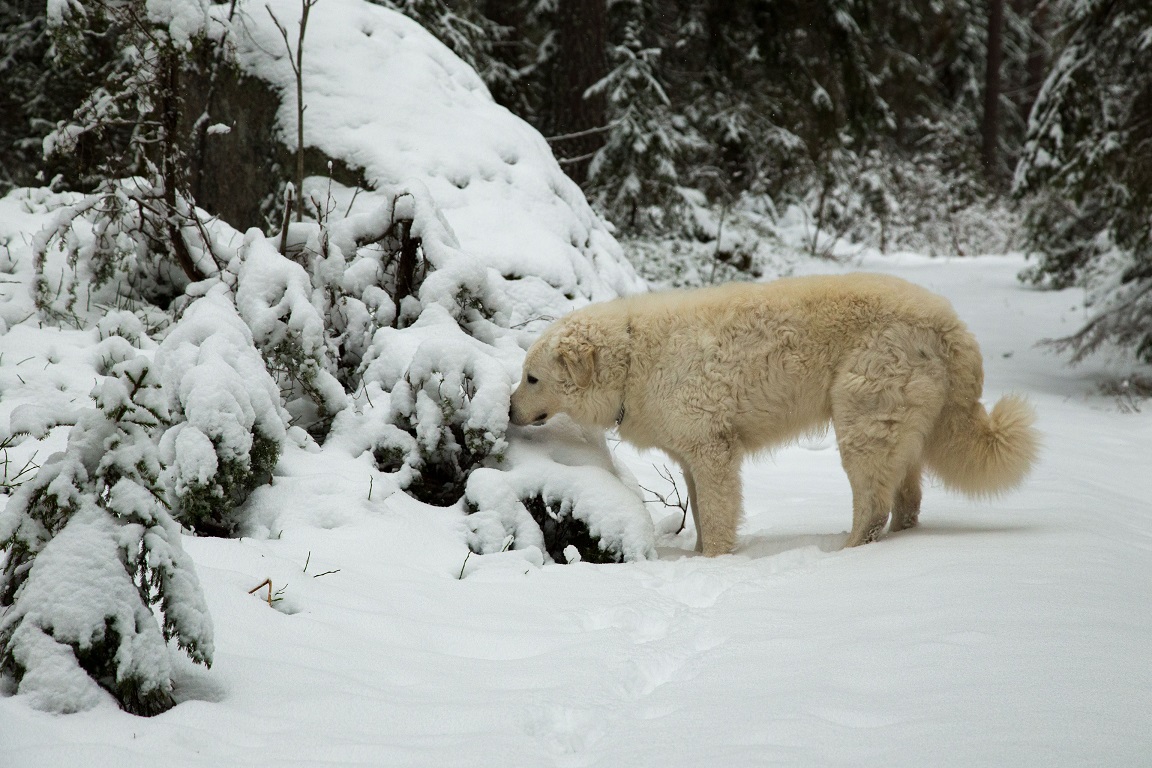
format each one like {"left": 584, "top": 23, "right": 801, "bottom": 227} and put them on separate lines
{"left": 834, "top": 332, "right": 945, "bottom": 547}
{"left": 889, "top": 464, "right": 922, "bottom": 533}
{"left": 838, "top": 414, "right": 934, "bottom": 547}
{"left": 840, "top": 452, "right": 899, "bottom": 547}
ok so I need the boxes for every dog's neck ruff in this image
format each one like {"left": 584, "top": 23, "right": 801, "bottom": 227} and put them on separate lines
{"left": 615, "top": 320, "right": 632, "bottom": 428}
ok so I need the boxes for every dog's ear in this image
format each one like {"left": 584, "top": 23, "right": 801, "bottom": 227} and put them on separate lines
{"left": 556, "top": 325, "right": 596, "bottom": 389}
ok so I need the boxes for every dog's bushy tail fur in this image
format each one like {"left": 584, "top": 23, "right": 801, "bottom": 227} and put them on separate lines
{"left": 924, "top": 331, "right": 1039, "bottom": 496}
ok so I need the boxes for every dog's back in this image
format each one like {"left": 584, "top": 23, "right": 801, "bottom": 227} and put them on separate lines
{"left": 618, "top": 273, "right": 969, "bottom": 447}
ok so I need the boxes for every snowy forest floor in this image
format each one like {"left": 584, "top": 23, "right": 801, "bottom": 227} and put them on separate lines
{"left": 2, "top": 251, "right": 1151, "bottom": 766}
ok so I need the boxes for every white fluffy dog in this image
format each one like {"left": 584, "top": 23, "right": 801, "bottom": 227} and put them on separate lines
{"left": 509, "top": 273, "right": 1038, "bottom": 556}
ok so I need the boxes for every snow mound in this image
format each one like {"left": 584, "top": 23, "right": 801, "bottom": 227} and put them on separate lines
{"left": 231, "top": 0, "right": 643, "bottom": 307}
{"left": 466, "top": 418, "right": 657, "bottom": 564}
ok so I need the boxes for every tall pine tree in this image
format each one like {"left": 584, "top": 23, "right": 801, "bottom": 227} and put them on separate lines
{"left": 1015, "top": 0, "right": 1152, "bottom": 362}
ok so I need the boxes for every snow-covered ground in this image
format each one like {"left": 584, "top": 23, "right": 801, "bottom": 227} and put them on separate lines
{"left": 2, "top": 250, "right": 1150, "bottom": 766}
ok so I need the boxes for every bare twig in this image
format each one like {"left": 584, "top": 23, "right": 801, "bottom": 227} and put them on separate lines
{"left": 343, "top": 186, "right": 361, "bottom": 218}
{"left": 555, "top": 150, "right": 600, "bottom": 166}
{"left": 638, "top": 463, "right": 690, "bottom": 533}
{"left": 267, "top": 0, "right": 319, "bottom": 223}
{"left": 545, "top": 121, "right": 619, "bottom": 143}
{"left": 248, "top": 578, "right": 274, "bottom": 606}
{"left": 0, "top": 438, "right": 40, "bottom": 492}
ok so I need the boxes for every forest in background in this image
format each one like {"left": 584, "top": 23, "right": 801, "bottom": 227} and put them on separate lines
{"left": 462, "top": 0, "right": 1152, "bottom": 364}
{"left": 391, "top": 0, "right": 1152, "bottom": 349}
{"left": 0, "top": 0, "right": 1149, "bottom": 358}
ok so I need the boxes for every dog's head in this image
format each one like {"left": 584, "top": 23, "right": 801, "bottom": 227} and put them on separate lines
{"left": 508, "top": 318, "right": 603, "bottom": 427}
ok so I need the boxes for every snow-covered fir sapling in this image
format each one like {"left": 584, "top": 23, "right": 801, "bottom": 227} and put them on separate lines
{"left": 156, "top": 293, "right": 290, "bottom": 537}
{"left": 464, "top": 452, "right": 657, "bottom": 565}
{"left": 376, "top": 336, "right": 510, "bottom": 505}
{"left": 320, "top": 186, "right": 516, "bottom": 506}
{"left": 302, "top": 191, "right": 417, "bottom": 391}
{"left": 521, "top": 494, "right": 623, "bottom": 565}
{"left": 234, "top": 233, "right": 347, "bottom": 438}
{"left": 0, "top": 354, "right": 213, "bottom": 716}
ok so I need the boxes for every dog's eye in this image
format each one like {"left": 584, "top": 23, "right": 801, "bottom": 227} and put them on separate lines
{"left": 526, "top": 375, "right": 538, "bottom": 385}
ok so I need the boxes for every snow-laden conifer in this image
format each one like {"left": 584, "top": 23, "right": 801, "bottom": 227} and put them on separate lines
{"left": 0, "top": 353, "right": 213, "bottom": 715}
{"left": 1015, "top": 0, "right": 1152, "bottom": 362}
{"left": 156, "top": 292, "right": 290, "bottom": 536}
{"left": 234, "top": 232, "right": 348, "bottom": 438}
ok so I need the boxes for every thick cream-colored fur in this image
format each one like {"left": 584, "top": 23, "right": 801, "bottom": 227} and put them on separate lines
{"left": 509, "top": 273, "right": 1039, "bottom": 555}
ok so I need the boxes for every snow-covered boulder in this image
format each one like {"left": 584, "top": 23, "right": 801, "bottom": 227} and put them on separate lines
{"left": 11, "top": 0, "right": 657, "bottom": 572}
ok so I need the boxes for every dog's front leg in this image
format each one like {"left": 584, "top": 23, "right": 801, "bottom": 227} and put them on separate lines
{"left": 679, "top": 465, "right": 702, "bottom": 554}
{"left": 684, "top": 445, "right": 743, "bottom": 556}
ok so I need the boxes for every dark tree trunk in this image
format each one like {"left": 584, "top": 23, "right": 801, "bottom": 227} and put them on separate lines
{"left": 548, "top": 0, "right": 608, "bottom": 185}
{"left": 982, "top": 0, "right": 1005, "bottom": 183}
{"left": 1022, "top": 0, "right": 1048, "bottom": 120}
{"left": 158, "top": 53, "right": 207, "bottom": 283}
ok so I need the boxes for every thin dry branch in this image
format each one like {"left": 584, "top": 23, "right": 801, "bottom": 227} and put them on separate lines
{"left": 248, "top": 578, "right": 274, "bottom": 606}
{"left": 266, "top": 0, "right": 319, "bottom": 223}
{"left": 638, "top": 463, "right": 690, "bottom": 534}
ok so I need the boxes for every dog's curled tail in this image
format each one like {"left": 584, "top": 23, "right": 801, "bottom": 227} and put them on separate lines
{"left": 926, "top": 394, "right": 1039, "bottom": 497}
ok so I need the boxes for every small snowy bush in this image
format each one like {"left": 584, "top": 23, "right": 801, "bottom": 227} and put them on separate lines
{"left": 37, "top": 0, "right": 228, "bottom": 308}
{"left": 156, "top": 292, "right": 290, "bottom": 536}
{"left": 0, "top": 355, "right": 213, "bottom": 715}
{"left": 364, "top": 326, "right": 511, "bottom": 505}
{"left": 234, "top": 233, "right": 347, "bottom": 437}
{"left": 316, "top": 185, "right": 516, "bottom": 506}
{"left": 465, "top": 465, "right": 656, "bottom": 565}
{"left": 32, "top": 179, "right": 221, "bottom": 323}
